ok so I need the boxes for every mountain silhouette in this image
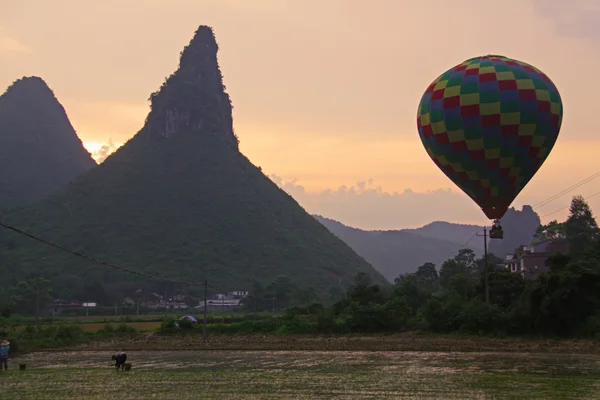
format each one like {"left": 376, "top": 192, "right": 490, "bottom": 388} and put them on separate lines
{"left": 0, "top": 26, "right": 385, "bottom": 300}
{"left": 315, "top": 205, "right": 541, "bottom": 279}
{"left": 0, "top": 77, "right": 96, "bottom": 210}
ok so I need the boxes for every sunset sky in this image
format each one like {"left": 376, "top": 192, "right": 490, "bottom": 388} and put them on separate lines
{"left": 1, "top": 0, "right": 598, "bottom": 229}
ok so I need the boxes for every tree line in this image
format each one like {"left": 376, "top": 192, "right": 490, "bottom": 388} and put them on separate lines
{"left": 2, "top": 195, "right": 598, "bottom": 340}
{"left": 237, "top": 196, "right": 600, "bottom": 338}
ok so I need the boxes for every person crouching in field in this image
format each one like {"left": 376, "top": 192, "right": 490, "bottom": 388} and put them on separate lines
{"left": 0, "top": 340, "right": 9, "bottom": 371}
{"left": 112, "top": 352, "right": 127, "bottom": 370}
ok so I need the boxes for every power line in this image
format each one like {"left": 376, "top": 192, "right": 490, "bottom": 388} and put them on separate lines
{"left": 419, "top": 173, "right": 600, "bottom": 269}
{"left": 443, "top": 175, "right": 600, "bottom": 263}
{"left": 539, "top": 190, "right": 600, "bottom": 219}
{"left": 532, "top": 172, "right": 600, "bottom": 209}
{"left": 440, "top": 230, "right": 480, "bottom": 263}
{"left": 459, "top": 232, "right": 478, "bottom": 249}
{"left": 3, "top": 172, "right": 597, "bottom": 283}
{"left": 0, "top": 220, "right": 212, "bottom": 287}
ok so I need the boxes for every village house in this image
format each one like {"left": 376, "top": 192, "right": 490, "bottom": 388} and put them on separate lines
{"left": 195, "top": 290, "right": 248, "bottom": 312}
{"left": 142, "top": 292, "right": 190, "bottom": 310}
{"left": 503, "top": 239, "right": 570, "bottom": 279}
{"left": 168, "top": 301, "right": 190, "bottom": 310}
{"left": 48, "top": 299, "right": 97, "bottom": 315}
{"left": 48, "top": 299, "right": 83, "bottom": 314}
{"left": 147, "top": 299, "right": 190, "bottom": 310}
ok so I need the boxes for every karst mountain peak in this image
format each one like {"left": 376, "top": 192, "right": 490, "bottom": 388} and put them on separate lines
{"left": 0, "top": 75, "right": 96, "bottom": 209}
{"left": 140, "top": 25, "right": 238, "bottom": 150}
{"left": 0, "top": 25, "right": 385, "bottom": 296}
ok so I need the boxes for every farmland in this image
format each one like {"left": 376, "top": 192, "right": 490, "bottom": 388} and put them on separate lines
{"left": 67, "top": 332, "right": 600, "bottom": 354}
{"left": 5, "top": 349, "right": 600, "bottom": 399}
{"left": 14, "top": 321, "right": 161, "bottom": 333}
{"left": 10, "top": 313, "right": 249, "bottom": 334}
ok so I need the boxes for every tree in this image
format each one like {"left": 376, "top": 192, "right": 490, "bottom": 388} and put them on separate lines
{"left": 416, "top": 262, "right": 438, "bottom": 282}
{"left": 474, "top": 253, "right": 503, "bottom": 278}
{"left": 454, "top": 249, "right": 477, "bottom": 274}
{"left": 8, "top": 277, "right": 52, "bottom": 334}
{"left": 394, "top": 274, "right": 432, "bottom": 314}
{"left": 448, "top": 273, "right": 475, "bottom": 299}
{"left": 346, "top": 281, "right": 384, "bottom": 306}
{"left": 483, "top": 268, "right": 526, "bottom": 309}
{"left": 564, "top": 196, "right": 599, "bottom": 256}
{"left": 533, "top": 220, "right": 566, "bottom": 243}
{"left": 327, "top": 285, "right": 345, "bottom": 304}
{"left": 246, "top": 280, "right": 271, "bottom": 312}
{"left": 439, "top": 259, "right": 467, "bottom": 288}
{"left": 394, "top": 273, "right": 410, "bottom": 285}
{"left": 353, "top": 272, "right": 372, "bottom": 287}
{"left": 266, "top": 275, "right": 298, "bottom": 310}
{"left": 8, "top": 281, "right": 31, "bottom": 313}
{"left": 292, "top": 287, "right": 318, "bottom": 307}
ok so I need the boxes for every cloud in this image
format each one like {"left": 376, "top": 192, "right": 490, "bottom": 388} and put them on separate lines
{"left": 532, "top": 0, "right": 600, "bottom": 41}
{"left": 270, "top": 175, "right": 489, "bottom": 230}
{"left": 269, "top": 170, "right": 600, "bottom": 231}
{"left": 0, "top": 35, "right": 30, "bottom": 54}
{"left": 88, "top": 139, "right": 121, "bottom": 164}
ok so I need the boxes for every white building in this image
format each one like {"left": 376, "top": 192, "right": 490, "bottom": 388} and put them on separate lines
{"left": 195, "top": 298, "right": 242, "bottom": 311}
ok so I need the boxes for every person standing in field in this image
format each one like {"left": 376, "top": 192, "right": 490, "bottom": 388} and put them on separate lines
{"left": 0, "top": 340, "right": 10, "bottom": 371}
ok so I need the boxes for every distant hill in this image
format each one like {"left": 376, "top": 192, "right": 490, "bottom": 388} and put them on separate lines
{"left": 314, "top": 216, "right": 473, "bottom": 281}
{"left": 0, "top": 77, "right": 96, "bottom": 210}
{"left": 404, "top": 221, "right": 485, "bottom": 252}
{"left": 315, "top": 205, "right": 541, "bottom": 281}
{"left": 487, "top": 205, "right": 541, "bottom": 257}
{"left": 0, "top": 26, "right": 385, "bottom": 302}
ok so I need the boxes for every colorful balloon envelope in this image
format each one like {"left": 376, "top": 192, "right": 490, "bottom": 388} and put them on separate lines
{"left": 416, "top": 55, "right": 563, "bottom": 220}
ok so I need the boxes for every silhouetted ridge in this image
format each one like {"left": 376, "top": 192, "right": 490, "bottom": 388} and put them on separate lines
{"left": 315, "top": 215, "right": 475, "bottom": 280}
{"left": 0, "top": 26, "right": 385, "bottom": 300}
{"left": 315, "top": 207, "right": 542, "bottom": 279}
{"left": 0, "top": 76, "right": 96, "bottom": 209}
{"left": 142, "top": 26, "right": 237, "bottom": 149}
{"left": 1, "top": 77, "right": 80, "bottom": 140}
{"left": 3, "top": 76, "right": 54, "bottom": 101}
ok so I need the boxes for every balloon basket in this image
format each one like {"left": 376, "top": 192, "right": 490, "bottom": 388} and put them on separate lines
{"left": 489, "top": 222, "right": 504, "bottom": 239}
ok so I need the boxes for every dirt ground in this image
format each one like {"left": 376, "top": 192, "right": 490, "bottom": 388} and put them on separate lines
{"left": 6, "top": 349, "right": 600, "bottom": 399}
{"left": 58, "top": 332, "right": 600, "bottom": 354}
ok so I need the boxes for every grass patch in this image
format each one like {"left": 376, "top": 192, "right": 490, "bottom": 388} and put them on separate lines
{"left": 6, "top": 350, "right": 600, "bottom": 399}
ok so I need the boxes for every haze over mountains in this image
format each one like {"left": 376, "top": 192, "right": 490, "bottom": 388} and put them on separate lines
{"left": 0, "top": 26, "right": 385, "bottom": 301}
{"left": 0, "top": 77, "right": 96, "bottom": 210}
{"left": 314, "top": 216, "right": 468, "bottom": 281}
{"left": 316, "top": 205, "right": 541, "bottom": 281}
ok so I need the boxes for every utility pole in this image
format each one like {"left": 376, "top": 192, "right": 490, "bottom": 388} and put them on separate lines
{"left": 268, "top": 297, "right": 276, "bottom": 313}
{"left": 203, "top": 280, "right": 208, "bottom": 343}
{"left": 35, "top": 278, "right": 40, "bottom": 336}
{"left": 164, "top": 285, "right": 168, "bottom": 319}
{"left": 477, "top": 227, "right": 490, "bottom": 304}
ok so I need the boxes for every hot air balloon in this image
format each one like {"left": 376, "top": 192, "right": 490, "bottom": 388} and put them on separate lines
{"left": 416, "top": 55, "right": 563, "bottom": 239}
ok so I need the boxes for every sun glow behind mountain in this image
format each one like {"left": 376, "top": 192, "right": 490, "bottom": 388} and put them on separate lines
{"left": 84, "top": 140, "right": 123, "bottom": 164}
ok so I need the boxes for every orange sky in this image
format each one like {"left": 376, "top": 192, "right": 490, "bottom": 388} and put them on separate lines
{"left": 1, "top": 0, "right": 598, "bottom": 229}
